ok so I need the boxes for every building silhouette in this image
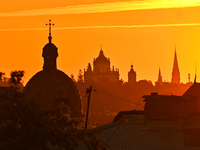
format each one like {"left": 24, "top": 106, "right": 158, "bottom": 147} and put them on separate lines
{"left": 23, "top": 20, "right": 83, "bottom": 118}
{"left": 155, "top": 67, "right": 163, "bottom": 86}
{"left": 128, "top": 65, "right": 136, "bottom": 84}
{"left": 74, "top": 46, "right": 194, "bottom": 126}
{"left": 171, "top": 47, "right": 180, "bottom": 84}
{"left": 84, "top": 47, "right": 120, "bottom": 83}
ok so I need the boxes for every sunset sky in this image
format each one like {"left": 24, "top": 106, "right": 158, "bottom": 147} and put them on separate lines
{"left": 1, "top": 0, "right": 200, "bottom": 85}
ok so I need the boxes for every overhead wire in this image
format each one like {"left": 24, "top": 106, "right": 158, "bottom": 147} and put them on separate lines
{"left": 94, "top": 91, "right": 133, "bottom": 108}
{"left": 133, "top": 97, "right": 143, "bottom": 110}
{"left": 93, "top": 86, "right": 144, "bottom": 107}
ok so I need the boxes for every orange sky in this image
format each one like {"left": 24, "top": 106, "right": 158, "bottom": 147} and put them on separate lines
{"left": 1, "top": 0, "right": 200, "bottom": 85}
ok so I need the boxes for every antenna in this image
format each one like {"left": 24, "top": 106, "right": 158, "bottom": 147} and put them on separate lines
{"left": 194, "top": 61, "right": 197, "bottom": 83}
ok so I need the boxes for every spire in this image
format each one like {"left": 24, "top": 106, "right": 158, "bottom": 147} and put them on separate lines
{"left": 171, "top": 46, "right": 180, "bottom": 84}
{"left": 46, "top": 19, "right": 54, "bottom": 43}
{"left": 158, "top": 67, "right": 162, "bottom": 83}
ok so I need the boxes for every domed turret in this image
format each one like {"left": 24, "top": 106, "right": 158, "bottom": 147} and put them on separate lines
{"left": 42, "top": 43, "right": 58, "bottom": 70}
{"left": 93, "top": 46, "right": 110, "bottom": 72}
{"left": 23, "top": 20, "right": 83, "bottom": 117}
{"left": 95, "top": 49, "right": 110, "bottom": 63}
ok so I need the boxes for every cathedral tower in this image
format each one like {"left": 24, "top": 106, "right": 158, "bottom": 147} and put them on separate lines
{"left": 171, "top": 47, "right": 180, "bottom": 84}
{"left": 128, "top": 65, "right": 136, "bottom": 84}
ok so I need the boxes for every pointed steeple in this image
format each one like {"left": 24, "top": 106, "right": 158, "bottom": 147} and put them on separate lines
{"left": 155, "top": 66, "right": 163, "bottom": 86}
{"left": 171, "top": 47, "right": 180, "bottom": 84}
{"left": 157, "top": 67, "right": 163, "bottom": 83}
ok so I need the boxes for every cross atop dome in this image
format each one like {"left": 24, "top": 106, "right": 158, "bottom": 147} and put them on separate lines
{"left": 46, "top": 19, "right": 54, "bottom": 43}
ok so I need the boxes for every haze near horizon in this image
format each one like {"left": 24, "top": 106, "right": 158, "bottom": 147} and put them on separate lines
{"left": 0, "top": 0, "right": 200, "bottom": 85}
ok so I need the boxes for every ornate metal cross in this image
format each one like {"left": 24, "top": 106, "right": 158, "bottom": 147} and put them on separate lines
{"left": 46, "top": 19, "right": 54, "bottom": 43}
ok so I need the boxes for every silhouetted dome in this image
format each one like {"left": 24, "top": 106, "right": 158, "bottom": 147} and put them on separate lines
{"left": 43, "top": 43, "right": 57, "bottom": 58}
{"left": 42, "top": 42, "right": 58, "bottom": 70}
{"left": 24, "top": 22, "right": 83, "bottom": 117}
{"left": 24, "top": 69, "right": 83, "bottom": 117}
{"left": 95, "top": 50, "right": 110, "bottom": 63}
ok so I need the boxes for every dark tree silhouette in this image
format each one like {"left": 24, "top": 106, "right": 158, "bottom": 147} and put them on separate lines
{"left": 0, "top": 87, "right": 107, "bottom": 150}
{"left": 77, "top": 69, "right": 84, "bottom": 82}
{"left": 70, "top": 74, "right": 76, "bottom": 82}
{"left": 10, "top": 70, "right": 25, "bottom": 84}
{"left": 0, "top": 72, "right": 5, "bottom": 81}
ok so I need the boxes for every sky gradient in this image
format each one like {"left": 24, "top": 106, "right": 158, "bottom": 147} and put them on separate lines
{"left": 1, "top": 0, "right": 200, "bottom": 84}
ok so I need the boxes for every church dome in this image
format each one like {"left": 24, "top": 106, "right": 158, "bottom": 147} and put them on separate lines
{"left": 95, "top": 50, "right": 110, "bottom": 63}
{"left": 43, "top": 42, "right": 58, "bottom": 52}
{"left": 23, "top": 20, "right": 83, "bottom": 117}
{"left": 23, "top": 69, "right": 83, "bottom": 117}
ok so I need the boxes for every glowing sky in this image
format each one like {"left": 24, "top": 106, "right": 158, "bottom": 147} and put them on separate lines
{"left": 0, "top": 0, "right": 200, "bottom": 84}
{"left": 1, "top": 0, "right": 200, "bottom": 16}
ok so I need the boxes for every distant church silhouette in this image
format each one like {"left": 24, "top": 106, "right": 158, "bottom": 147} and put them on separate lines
{"left": 156, "top": 47, "right": 181, "bottom": 85}
{"left": 84, "top": 46, "right": 182, "bottom": 86}
{"left": 84, "top": 46, "right": 122, "bottom": 83}
{"left": 23, "top": 20, "right": 83, "bottom": 118}
{"left": 128, "top": 65, "right": 137, "bottom": 84}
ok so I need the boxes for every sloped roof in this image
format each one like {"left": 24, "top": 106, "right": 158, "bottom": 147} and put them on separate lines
{"left": 182, "top": 82, "right": 200, "bottom": 98}
{"left": 97, "top": 115, "right": 184, "bottom": 150}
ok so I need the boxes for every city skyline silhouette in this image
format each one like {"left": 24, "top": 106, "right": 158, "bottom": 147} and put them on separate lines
{"left": 1, "top": 1, "right": 200, "bottom": 149}
{"left": 0, "top": 0, "right": 200, "bottom": 85}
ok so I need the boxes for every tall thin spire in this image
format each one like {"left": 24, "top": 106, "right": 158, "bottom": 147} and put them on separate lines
{"left": 46, "top": 19, "right": 54, "bottom": 43}
{"left": 157, "top": 66, "right": 163, "bottom": 83}
{"left": 155, "top": 66, "right": 163, "bottom": 86}
{"left": 171, "top": 46, "right": 180, "bottom": 84}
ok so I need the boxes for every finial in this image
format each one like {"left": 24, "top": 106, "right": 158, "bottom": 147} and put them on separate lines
{"left": 46, "top": 19, "right": 54, "bottom": 43}
{"left": 99, "top": 45, "right": 104, "bottom": 56}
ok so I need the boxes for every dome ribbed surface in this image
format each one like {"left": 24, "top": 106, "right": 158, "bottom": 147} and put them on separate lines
{"left": 23, "top": 69, "right": 83, "bottom": 117}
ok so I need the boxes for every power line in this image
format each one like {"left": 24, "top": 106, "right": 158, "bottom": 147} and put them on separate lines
{"left": 94, "top": 87, "right": 144, "bottom": 107}
{"left": 133, "top": 97, "right": 143, "bottom": 110}
{"left": 94, "top": 91, "right": 134, "bottom": 108}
